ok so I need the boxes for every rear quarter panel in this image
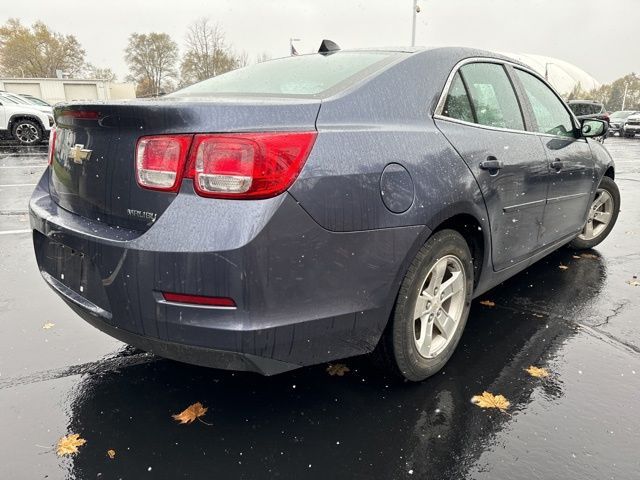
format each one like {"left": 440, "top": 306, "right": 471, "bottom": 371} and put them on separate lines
{"left": 289, "top": 48, "right": 491, "bottom": 245}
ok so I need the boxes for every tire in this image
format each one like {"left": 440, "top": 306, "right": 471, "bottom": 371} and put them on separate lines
{"left": 569, "top": 176, "right": 620, "bottom": 250}
{"left": 12, "top": 119, "right": 42, "bottom": 145}
{"left": 380, "top": 229, "right": 474, "bottom": 382}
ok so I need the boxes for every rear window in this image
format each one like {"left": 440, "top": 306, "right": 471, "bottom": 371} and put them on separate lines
{"left": 170, "top": 52, "right": 394, "bottom": 97}
{"left": 569, "top": 103, "right": 603, "bottom": 116}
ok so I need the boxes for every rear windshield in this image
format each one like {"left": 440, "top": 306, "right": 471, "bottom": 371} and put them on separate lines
{"left": 171, "top": 52, "right": 395, "bottom": 98}
{"left": 569, "top": 103, "right": 603, "bottom": 116}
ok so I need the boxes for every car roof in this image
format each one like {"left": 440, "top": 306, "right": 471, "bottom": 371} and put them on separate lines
{"left": 568, "top": 99, "right": 603, "bottom": 104}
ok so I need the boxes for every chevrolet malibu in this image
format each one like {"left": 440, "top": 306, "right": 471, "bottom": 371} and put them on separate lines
{"left": 30, "top": 47, "right": 620, "bottom": 381}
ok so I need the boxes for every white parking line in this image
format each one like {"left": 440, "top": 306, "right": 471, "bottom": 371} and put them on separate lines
{"left": 0, "top": 184, "right": 37, "bottom": 187}
{"left": 0, "top": 165, "right": 47, "bottom": 169}
{"left": 0, "top": 229, "right": 30, "bottom": 235}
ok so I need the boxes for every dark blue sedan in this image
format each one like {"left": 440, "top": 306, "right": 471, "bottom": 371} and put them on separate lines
{"left": 30, "top": 46, "right": 619, "bottom": 381}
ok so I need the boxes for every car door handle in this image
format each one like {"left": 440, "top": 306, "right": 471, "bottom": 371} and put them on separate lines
{"left": 479, "top": 158, "right": 503, "bottom": 172}
{"left": 551, "top": 159, "right": 563, "bottom": 172}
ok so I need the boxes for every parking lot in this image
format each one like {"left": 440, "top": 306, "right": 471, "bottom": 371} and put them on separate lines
{"left": 0, "top": 138, "right": 639, "bottom": 479}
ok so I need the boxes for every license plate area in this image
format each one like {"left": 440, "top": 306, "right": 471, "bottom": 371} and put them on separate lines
{"left": 34, "top": 231, "right": 111, "bottom": 313}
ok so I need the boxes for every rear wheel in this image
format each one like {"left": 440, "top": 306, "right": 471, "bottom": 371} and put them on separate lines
{"left": 569, "top": 176, "right": 620, "bottom": 249}
{"left": 381, "top": 229, "right": 473, "bottom": 382}
{"left": 12, "top": 119, "right": 42, "bottom": 145}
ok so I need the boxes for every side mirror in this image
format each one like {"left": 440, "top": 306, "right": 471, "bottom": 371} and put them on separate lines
{"left": 581, "top": 119, "right": 608, "bottom": 138}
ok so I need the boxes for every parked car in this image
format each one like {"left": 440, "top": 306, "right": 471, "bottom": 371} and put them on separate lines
{"left": 0, "top": 91, "right": 53, "bottom": 114}
{"left": 622, "top": 112, "right": 640, "bottom": 137}
{"left": 567, "top": 100, "right": 610, "bottom": 122}
{"left": 0, "top": 93, "right": 54, "bottom": 145}
{"left": 608, "top": 110, "right": 638, "bottom": 136}
{"left": 30, "top": 47, "right": 619, "bottom": 381}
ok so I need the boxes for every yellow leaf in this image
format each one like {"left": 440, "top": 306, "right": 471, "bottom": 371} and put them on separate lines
{"left": 558, "top": 265, "right": 569, "bottom": 270}
{"left": 627, "top": 280, "right": 640, "bottom": 287}
{"left": 525, "top": 366, "right": 549, "bottom": 378}
{"left": 479, "top": 300, "right": 495, "bottom": 307}
{"left": 326, "top": 363, "right": 350, "bottom": 376}
{"left": 107, "top": 449, "right": 116, "bottom": 459}
{"left": 42, "top": 322, "right": 55, "bottom": 330}
{"left": 580, "top": 253, "right": 598, "bottom": 259}
{"left": 471, "top": 391, "right": 510, "bottom": 411}
{"left": 56, "top": 433, "right": 86, "bottom": 456}
{"left": 172, "top": 402, "right": 209, "bottom": 425}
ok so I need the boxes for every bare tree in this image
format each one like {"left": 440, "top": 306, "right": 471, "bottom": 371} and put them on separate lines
{"left": 0, "top": 19, "right": 86, "bottom": 77}
{"left": 256, "top": 51, "right": 272, "bottom": 64}
{"left": 82, "top": 64, "right": 117, "bottom": 82}
{"left": 125, "top": 32, "right": 178, "bottom": 97}
{"left": 180, "top": 18, "right": 244, "bottom": 86}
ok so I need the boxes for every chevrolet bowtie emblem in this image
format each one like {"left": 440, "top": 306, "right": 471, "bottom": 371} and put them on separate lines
{"left": 70, "top": 144, "right": 92, "bottom": 164}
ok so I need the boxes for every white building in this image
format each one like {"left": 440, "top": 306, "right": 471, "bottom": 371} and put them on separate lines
{"left": 0, "top": 78, "right": 136, "bottom": 104}
{"left": 503, "top": 53, "right": 601, "bottom": 96}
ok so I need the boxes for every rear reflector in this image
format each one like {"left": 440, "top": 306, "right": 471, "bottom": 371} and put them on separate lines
{"left": 162, "top": 292, "right": 236, "bottom": 308}
{"left": 135, "top": 135, "right": 193, "bottom": 191}
{"left": 185, "top": 132, "right": 317, "bottom": 199}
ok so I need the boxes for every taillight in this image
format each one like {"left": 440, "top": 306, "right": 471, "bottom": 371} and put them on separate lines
{"left": 162, "top": 292, "right": 236, "bottom": 308}
{"left": 48, "top": 127, "right": 57, "bottom": 166}
{"left": 185, "top": 132, "right": 316, "bottom": 199}
{"left": 135, "top": 135, "right": 193, "bottom": 191}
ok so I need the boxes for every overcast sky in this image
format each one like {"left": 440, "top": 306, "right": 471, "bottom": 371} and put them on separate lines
{"left": 1, "top": 0, "right": 637, "bottom": 83}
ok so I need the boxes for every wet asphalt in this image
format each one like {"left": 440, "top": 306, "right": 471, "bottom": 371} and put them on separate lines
{"left": 0, "top": 138, "right": 639, "bottom": 480}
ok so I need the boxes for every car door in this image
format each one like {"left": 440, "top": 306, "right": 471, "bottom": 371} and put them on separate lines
{"left": 512, "top": 68, "right": 595, "bottom": 244}
{"left": 435, "top": 62, "right": 549, "bottom": 271}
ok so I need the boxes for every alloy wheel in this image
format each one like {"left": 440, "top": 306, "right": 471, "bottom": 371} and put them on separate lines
{"left": 15, "top": 123, "right": 40, "bottom": 144}
{"left": 412, "top": 255, "right": 467, "bottom": 359}
{"left": 578, "top": 188, "right": 614, "bottom": 241}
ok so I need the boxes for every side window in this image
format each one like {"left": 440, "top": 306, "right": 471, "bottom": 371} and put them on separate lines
{"left": 515, "top": 69, "right": 575, "bottom": 138}
{"left": 459, "top": 63, "right": 524, "bottom": 130}
{"left": 441, "top": 73, "right": 474, "bottom": 123}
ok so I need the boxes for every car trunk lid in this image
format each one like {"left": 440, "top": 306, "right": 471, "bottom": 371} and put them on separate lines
{"left": 49, "top": 98, "right": 320, "bottom": 231}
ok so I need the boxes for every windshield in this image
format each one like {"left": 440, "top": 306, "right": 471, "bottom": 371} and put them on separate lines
{"left": 3, "top": 93, "right": 30, "bottom": 104}
{"left": 610, "top": 110, "right": 635, "bottom": 119}
{"left": 171, "top": 52, "right": 395, "bottom": 97}
{"left": 0, "top": 94, "right": 20, "bottom": 105}
{"left": 569, "top": 103, "right": 603, "bottom": 116}
{"left": 24, "top": 96, "right": 51, "bottom": 106}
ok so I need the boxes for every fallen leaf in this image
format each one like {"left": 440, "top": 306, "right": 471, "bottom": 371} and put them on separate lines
{"left": 558, "top": 264, "right": 569, "bottom": 270}
{"left": 532, "top": 313, "right": 545, "bottom": 318}
{"left": 626, "top": 280, "right": 640, "bottom": 287}
{"left": 56, "top": 434, "right": 86, "bottom": 456}
{"left": 326, "top": 363, "right": 350, "bottom": 376}
{"left": 479, "top": 300, "right": 496, "bottom": 307}
{"left": 580, "top": 253, "right": 598, "bottom": 259}
{"left": 471, "top": 391, "right": 510, "bottom": 411}
{"left": 572, "top": 255, "right": 581, "bottom": 259}
{"left": 107, "top": 449, "right": 116, "bottom": 459}
{"left": 525, "top": 366, "right": 550, "bottom": 378}
{"left": 172, "top": 402, "right": 210, "bottom": 425}
{"left": 42, "top": 322, "right": 55, "bottom": 330}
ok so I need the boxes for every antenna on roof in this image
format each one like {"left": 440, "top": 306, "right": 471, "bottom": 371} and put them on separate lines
{"left": 318, "top": 39, "right": 340, "bottom": 55}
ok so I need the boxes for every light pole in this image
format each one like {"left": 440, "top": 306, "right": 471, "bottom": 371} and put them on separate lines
{"left": 289, "top": 38, "right": 301, "bottom": 56}
{"left": 411, "top": 0, "right": 420, "bottom": 47}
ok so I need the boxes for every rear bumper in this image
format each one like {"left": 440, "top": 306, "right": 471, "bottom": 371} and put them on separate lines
{"left": 30, "top": 170, "right": 426, "bottom": 373}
